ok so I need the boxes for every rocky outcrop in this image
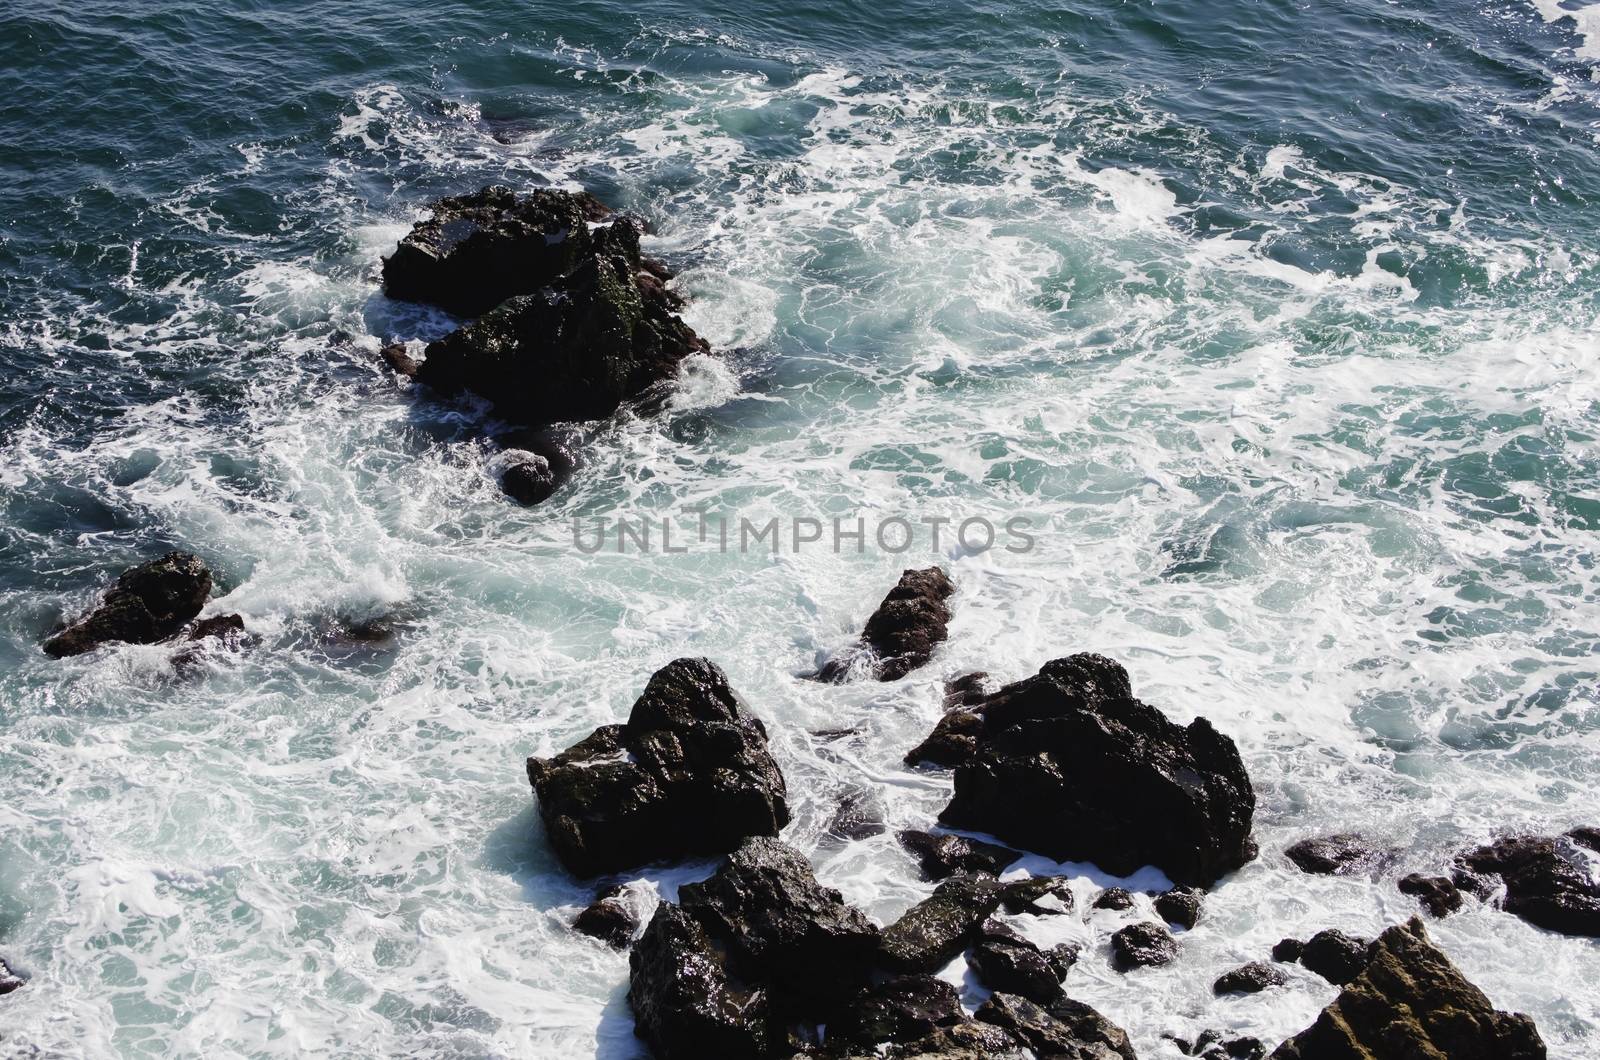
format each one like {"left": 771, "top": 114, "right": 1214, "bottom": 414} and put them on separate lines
{"left": 1270, "top": 918, "right": 1546, "bottom": 1059}
{"left": 1284, "top": 834, "right": 1391, "bottom": 877}
{"left": 879, "top": 873, "right": 1004, "bottom": 973}
{"left": 931, "top": 654, "right": 1255, "bottom": 888}
{"left": 1154, "top": 887, "right": 1202, "bottom": 929}
{"left": 628, "top": 902, "right": 772, "bottom": 1059}
{"left": 828, "top": 787, "right": 888, "bottom": 842}
{"left": 526, "top": 658, "right": 788, "bottom": 877}
{"left": 1398, "top": 873, "right": 1462, "bottom": 918}
{"left": 44, "top": 552, "right": 213, "bottom": 657}
{"left": 898, "top": 830, "right": 1018, "bottom": 880}
{"left": 1213, "top": 962, "right": 1286, "bottom": 995}
{"left": 974, "top": 992, "right": 1138, "bottom": 1060}
{"left": 1454, "top": 831, "right": 1600, "bottom": 937}
{"left": 573, "top": 885, "right": 642, "bottom": 948}
{"left": 820, "top": 568, "right": 955, "bottom": 682}
{"left": 1111, "top": 922, "right": 1177, "bottom": 971}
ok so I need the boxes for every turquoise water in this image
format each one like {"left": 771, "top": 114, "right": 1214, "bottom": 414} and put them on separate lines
{"left": 2, "top": 1, "right": 1599, "bottom": 1056}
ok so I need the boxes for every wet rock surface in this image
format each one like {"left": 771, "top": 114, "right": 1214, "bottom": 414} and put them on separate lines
{"left": 1111, "top": 921, "right": 1177, "bottom": 971}
{"left": 1270, "top": 917, "right": 1546, "bottom": 1059}
{"left": 1092, "top": 887, "right": 1134, "bottom": 911}
{"left": 526, "top": 658, "right": 788, "bottom": 877}
{"left": 898, "top": 830, "right": 1018, "bottom": 880}
{"left": 820, "top": 567, "right": 955, "bottom": 682}
{"left": 44, "top": 552, "right": 213, "bottom": 657}
{"left": 967, "top": 919, "right": 1067, "bottom": 1004}
{"left": 826, "top": 975, "right": 964, "bottom": 1052}
{"left": 828, "top": 787, "right": 888, "bottom": 842}
{"left": 1284, "top": 834, "right": 1391, "bottom": 877}
{"left": 1398, "top": 872, "right": 1463, "bottom": 918}
{"left": 1153, "top": 887, "right": 1202, "bottom": 929}
{"left": 999, "top": 875, "right": 1075, "bottom": 916}
{"left": 932, "top": 653, "right": 1255, "bottom": 888}
{"left": 975, "top": 991, "right": 1138, "bottom": 1060}
{"left": 0, "top": 958, "right": 22, "bottom": 996}
{"left": 1213, "top": 961, "right": 1286, "bottom": 995}
{"left": 1454, "top": 832, "right": 1600, "bottom": 937}
{"left": 628, "top": 902, "right": 772, "bottom": 1060}
{"left": 573, "top": 885, "right": 641, "bottom": 948}
{"left": 1296, "top": 929, "right": 1370, "bottom": 985}
{"left": 879, "top": 873, "right": 1004, "bottom": 973}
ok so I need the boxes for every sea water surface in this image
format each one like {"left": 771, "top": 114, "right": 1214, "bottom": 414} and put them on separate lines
{"left": 2, "top": 1, "right": 1599, "bottom": 1056}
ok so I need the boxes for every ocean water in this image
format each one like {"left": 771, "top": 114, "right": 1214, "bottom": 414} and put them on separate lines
{"left": 2, "top": 0, "right": 1599, "bottom": 1056}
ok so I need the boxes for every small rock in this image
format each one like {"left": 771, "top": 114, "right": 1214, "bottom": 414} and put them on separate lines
{"left": 379, "top": 342, "right": 419, "bottom": 378}
{"left": 974, "top": 992, "right": 1137, "bottom": 1060}
{"left": 1398, "top": 873, "right": 1463, "bottom": 918}
{"left": 829, "top": 787, "right": 888, "bottom": 842}
{"left": 1299, "top": 929, "right": 1370, "bottom": 985}
{"left": 998, "top": 875, "right": 1075, "bottom": 916}
{"left": 0, "top": 958, "right": 22, "bottom": 995}
{"left": 44, "top": 552, "right": 213, "bottom": 657}
{"left": 880, "top": 873, "right": 1004, "bottom": 973}
{"left": 1213, "top": 961, "right": 1286, "bottom": 995}
{"left": 967, "top": 921, "right": 1065, "bottom": 1004}
{"left": 1111, "top": 921, "right": 1177, "bottom": 971}
{"left": 1284, "top": 834, "right": 1390, "bottom": 876}
{"left": 820, "top": 568, "right": 955, "bottom": 682}
{"left": 573, "top": 886, "right": 640, "bottom": 948}
{"left": 897, "top": 830, "right": 1018, "bottom": 880}
{"left": 1271, "top": 937, "right": 1304, "bottom": 963}
{"left": 171, "top": 613, "right": 249, "bottom": 670}
{"left": 943, "top": 672, "right": 991, "bottom": 709}
{"left": 498, "top": 449, "right": 562, "bottom": 505}
{"left": 1455, "top": 832, "right": 1600, "bottom": 937}
{"left": 1154, "top": 887, "right": 1202, "bottom": 929}
{"left": 1092, "top": 887, "right": 1134, "bottom": 911}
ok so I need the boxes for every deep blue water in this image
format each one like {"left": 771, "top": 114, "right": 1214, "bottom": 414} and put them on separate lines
{"left": 2, "top": 2, "right": 1599, "bottom": 1057}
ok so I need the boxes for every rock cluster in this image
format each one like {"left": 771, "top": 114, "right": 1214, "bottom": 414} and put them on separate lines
{"left": 44, "top": 552, "right": 214, "bottom": 657}
{"left": 819, "top": 567, "right": 955, "bottom": 682}
{"left": 1454, "top": 830, "right": 1600, "bottom": 937}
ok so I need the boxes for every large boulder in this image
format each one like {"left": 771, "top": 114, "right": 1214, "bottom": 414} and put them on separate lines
{"left": 975, "top": 992, "right": 1138, "bottom": 1060}
{"left": 44, "top": 552, "right": 213, "bottom": 657}
{"left": 1454, "top": 832, "right": 1600, "bottom": 937}
{"left": 678, "top": 837, "right": 879, "bottom": 1004}
{"left": 526, "top": 658, "right": 788, "bottom": 877}
{"left": 628, "top": 902, "right": 773, "bottom": 1060}
{"left": 1270, "top": 918, "right": 1546, "bottom": 1059}
{"left": 879, "top": 873, "right": 1005, "bottom": 973}
{"left": 933, "top": 654, "right": 1255, "bottom": 888}
{"left": 820, "top": 568, "right": 955, "bottom": 682}
{"left": 381, "top": 185, "right": 611, "bottom": 318}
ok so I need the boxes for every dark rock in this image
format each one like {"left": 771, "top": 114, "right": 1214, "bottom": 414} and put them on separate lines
{"left": 0, "top": 958, "right": 21, "bottom": 995}
{"left": 382, "top": 185, "right": 611, "bottom": 318}
{"left": 679, "top": 837, "right": 879, "bottom": 1003}
{"left": 890, "top": 1021, "right": 1027, "bottom": 1058}
{"left": 380, "top": 342, "right": 419, "bottom": 378}
{"left": 1111, "top": 921, "right": 1177, "bottom": 971}
{"left": 1455, "top": 833, "right": 1600, "bottom": 937}
{"left": 829, "top": 787, "right": 888, "bottom": 842}
{"left": 1213, "top": 961, "right": 1286, "bottom": 995}
{"left": 1044, "top": 943, "right": 1081, "bottom": 979}
{"left": 820, "top": 568, "right": 955, "bottom": 683}
{"left": 1270, "top": 917, "right": 1546, "bottom": 1059}
{"left": 1298, "top": 929, "right": 1370, "bottom": 985}
{"left": 628, "top": 902, "right": 772, "bottom": 1060}
{"left": 1154, "top": 887, "right": 1202, "bottom": 929}
{"left": 975, "top": 991, "right": 1137, "bottom": 1060}
{"left": 1271, "top": 937, "right": 1304, "bottom": 963}
{"left": 967, "top": 921, "right": 1065, "bottom": 1004}
{"left": 943, "top": 672, "right": 991, "bottom": 709}
{"left": 498, "top": 449, "right": 563, "bottom": 505}
{"left": 1398, "top": 873, "right": 1463, "bottom": 918}
{"left": 811, "top": 727, "right": 861, "bottom": 742}
{"left": 880, "top": 873, "right": 1004, "bottom": 973}
{"left": 44, "top": 552, "right": 213, "bottom": 657}
{"left": 898, "top": 830, "right": 1018, "bottom": 880}
{"left": 936, "top": 654, "right": 1255, "bottom": 888}
{"left": 999, "top": 875, "right": 1075, "bottom": 916}
{"left": 826, "top": 975, "right": 964, "bottom": 1051}
{"left": 904, "top": 710, "right": 984, "bottom": 769}
{"left": 1569, "top": 825, "right": 1600, "bottom": 852}
{"left": 1284, "top": 834, "right": 1390, "bottom": 877}
{"left": 526, "top": 658, "right": 788, "bottom": 877}
{"left": 573, "top": 886, "right": 640, "bottom": 948}
{"left": 1092, "top": 887, "right": 1134, "bottom": 911}
{"left": 187, "top": 613, "right": 245, "bottom": 642}
{"left": 1216, "top": 1038, "right": 1265, "bottom": 1060}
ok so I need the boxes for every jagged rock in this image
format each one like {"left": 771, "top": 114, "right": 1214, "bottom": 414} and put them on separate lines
{"left": 628, "top": 902, "right": 772, "bottom": 1059}
{"left": 829, "top": 787, "right": 888, "bottom": 842}
{"left": 172, "top": 613, "right": 248, "bottom": 670}
{"left": 898, "top": 830, "right": 1018, "bottom": 880}
{"left": 935, "top": 654, "right": 1255, "bottom": 888}
{"left": 975, "top": 991, "right": 1137, "bottom": 1060}
{"left": 1092, "top": 887, "right": 1134, "bottom": 911}
{"left": 1213, "top": 962, "right": 1286, "bottom": 995}
{"left": 1111, "top": 921, "right": 1177, "bottom": 971}
{"left": 526, "top": 658, "right": 788, "bottom": 877}
{"left": 573, "top": 885, "right": 640, "bottom": 948}
{"left": 904, "top": 710, "right": 984, "bottom": 768}
{"left": 826, "top": 975, "right": 964, "bottom": 1051}
{"left": 820, "top": 568, "right": 955, "bottom": 682}
{"left": 890, "top": 1021, "right": 1028, "bottom": 1059}
{"left": 497, "top": 449, "right": 562, "bottom": 505}
{"left": 1271, "top": 937, "right": 1304, "bottom": 963}
{"left": 1270, "top": 917, "right": 1546, "bottom": 1059}
{"left": 1398, "top": 873, "right": 1463, "bottom": 918}
{"left": 1454, "top": 832, "right": 1600, "bottom": 937}
{"left": 967, "top": 920, "right": 1066, "bottom": 1004}
{"left": 1154, "top": 887, "right": 1202, "bottom": 929}
{"left": 999, "top": 876, "right": 1075, "bottom": 916}
{"left": 679, "top": 837, "right": 879, "bottom": 1003}
{"left": 880, "top": 873, "right": 1004, "bottom": 973}
{"left": 0, "top": 958, "right": 22, "bottom": 995}
{"left": 1297, "top": 929, "right": 1370, "bottom": 985}
{"left": 44, "top": 552, "right": 213, "bottom": 657}
{"left": 379, "top": 342, "right": 419, "bottom": 378}
{"left": 943, "top": 672, "right": 992, "bottom": 709}
{"left": 382, "top": 185, "right": 611, "bottom": 318}
{"left": 1284, "top": 834, "right": 1391, "bottom": 877}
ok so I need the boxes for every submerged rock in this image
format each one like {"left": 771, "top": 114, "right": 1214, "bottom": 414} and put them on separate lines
{"left": 1454, "top": 832, "right": 1600, "bottom": 937}
{"left": 1398, "top": 873, "right": 1463, "bottom": 918}
{"left": 573, "top": 885, "right": 641, "bottom": 948}
{"left": 679, "top": 837, "right": 879, "bottom": 1004}
{"left": 628, "top": 902, "right": 772, "bottom": 1060}
{"left": 1297, "top": 929, "right": 1370, "bottom": 985}
{"left": 828, "top": 787, "right": 888, "bottom": 842}
{"left": 942, "top": 672, "right": 992, "bottom": 709}
{"left": 933, "top": 653, "right": 1255, "bottom": 888}
{"left": 879, "top": 873, "right": 1004, "bottom": 973}
{"left": 526, "top": 658, "right": 788, "bottom": 877}
{"left": 44, "top": 552, "right": 213, "bottom": 657}
{"left": 820, "top": 568, "right": 955, "bottom": 682}
{"left": 1154, "top": 887, "right": 1202, "bottom": 929}
{"left": 904, "top": 709, "right": 984, "bottom": 769}
{"left": 0, "top": 958, "right": 22, "bottom": 995}
{"left": 170, "top": 613, "right": 249, "bottom": 671}
{"left": 1213, "top": 961, "right": 1286, "bottom": 995}
{"left": 897, "top": 830, "right": 1018, "bottom": 880}
{"left": 1284, "top": 834, "right": 1391, "bottom": 877}
{"left": 1111, "top": 921, "right": 1177, "bottom": 971}
{"left": 975, "top": 991, "right": 1137, "bottom": 1060}
{"left": 1270, "top": 917, "right": 1546, "bottom": 1059}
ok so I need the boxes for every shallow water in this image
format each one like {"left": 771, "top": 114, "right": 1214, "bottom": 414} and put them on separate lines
{"left": 1, "top": 1, "right": 1598, "bottom": 1056}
